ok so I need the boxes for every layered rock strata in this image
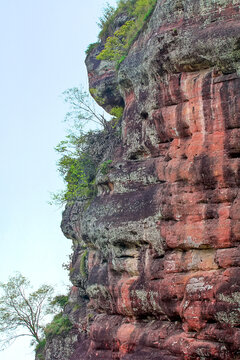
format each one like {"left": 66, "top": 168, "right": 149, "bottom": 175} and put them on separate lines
{"left": 47, "top": 1, "right": 240, "bottom": 359}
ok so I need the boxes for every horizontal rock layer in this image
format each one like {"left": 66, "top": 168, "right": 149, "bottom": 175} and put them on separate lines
{"left": 48, "top": 0, "right": 240, "bottom": 359}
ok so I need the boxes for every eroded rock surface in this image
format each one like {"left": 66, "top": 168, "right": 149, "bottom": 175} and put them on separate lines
{"left": 47, "top": 1, "right": 240, "bottom": 359}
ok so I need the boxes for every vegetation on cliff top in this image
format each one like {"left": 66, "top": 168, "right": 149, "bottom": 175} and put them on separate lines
{"left": 86, "top": 0, "right": 157, "bottom": 65}
{"left": 97, "top": 0, "right": 156, "bottom": 40}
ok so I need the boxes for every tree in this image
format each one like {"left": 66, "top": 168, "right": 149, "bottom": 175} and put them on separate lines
{"left": 96, "top": 20, "right": 135, "bottom": 62}
{"left": 50, "top": 85, "right": 123, "bottom": 206}
{"left": 49, "top": 86, "right": 107, "bottom": 206}
{"left": 96, "top": 0, "right": 157, "bottom": 64}
{"left": 0, "top": 273, "right": 54, "bottom": 351}
{"left": 51, "top": 130, "right": 98, "bottom": 206}
{"left": 62, "top": 86, "right": 109, "bottom": 130}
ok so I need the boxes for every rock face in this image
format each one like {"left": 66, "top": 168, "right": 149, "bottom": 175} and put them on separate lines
{"left": 48, "top": 1, "right": 240, "bottom": 359}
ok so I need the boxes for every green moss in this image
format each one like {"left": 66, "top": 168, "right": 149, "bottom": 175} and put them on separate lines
{"left": 44, "top": 313, "right": 73, "bottom": 339}
{"left": 116, "top": 55, "right": 127, "bottom": 69}
{"left": 36, "top": 355, "right": 45, "bottom": 360}
{"left": 89, "top": 88, "right": 105, "bottom": 105}
{"left": 73, "top": 304, "right": 81, "bottom": 312}
{"left": 35, "top": 339, "right": 46, "bottom": 360}
{"left": 85, "top": 0, "right": 157, "bottom": 63}
{"left": 83, "top": 198, "right": 94, "bottom": 211}
{"left": 99, "top": 160, "right": 113, "bottom": 175}
{"left": 35, "top": 339, "right": 46, "bottom": 353}
{"left": 80, "top": 250, "right": 88, "bottom": 278}
{"left": 110, "top": 106, "right": 124, "bottom": 123}
{"left": 69, "top": 266, "right": 75, "bottom": 274}
{"left": 87, "top": 312, "right": 94, "bottom": 320}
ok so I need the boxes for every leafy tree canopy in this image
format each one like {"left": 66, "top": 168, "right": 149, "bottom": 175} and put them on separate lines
{"left": 50, "top": 87, "right": 123, "bottom": 206}
{"left": 0, "top": 273, "right": 56, "bottom": 350}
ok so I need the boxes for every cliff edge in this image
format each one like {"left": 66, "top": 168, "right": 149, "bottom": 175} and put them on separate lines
{"left": 42, "top": 1, "right": 240, "bottom": 359}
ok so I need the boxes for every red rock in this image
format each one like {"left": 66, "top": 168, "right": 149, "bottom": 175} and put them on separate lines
{"left": 54, "top": 1, "right": 240, "bottom": 360}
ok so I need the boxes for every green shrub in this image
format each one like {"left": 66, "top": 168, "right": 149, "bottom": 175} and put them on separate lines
{"left": 44, "top": 313, "right": 73, "bottom": 339}
{"left": 50, "top": 132, "right": 98, "bottom": 206}
{"left": 143, "top": 6, "right": 155, "bottom": 21}
{"left": 98, "top": 3, "right": 116, "bottom": 39}
{"left": 73, "top": 304, "right": 81, "bottom": 312}
{"left": 89, "top": 88, "right": 104, "bottom": 106}
{"left": 117, "top": 0, "right": 138, "bottom": 14}
{"left": 35, "top": 339, "right": 46, "bottom": 352}
{"left": 50, "top": 86, "right": 123, "bottom": 207}
{"left": 110, "top": 106, "right": 124, "bottom": 126}
{"left": 60, "top": 153, "right": 96, "bottom": 200}
{"left": 110, "top": 106, "right": 124, "bottom": 119}
{"left": 51, "top": 154, "right": 97, "bottom": 205}
{"left": 116, "top": 55, "right": 127, "bottom": 69}
{"left": 97, "top": 0, "right": 138, "bottom": 39}
{"left": 97, "top": 20, "right": 135, "bottom": 62}
{"left": 85, "top": 42, "right": 100, "bottom": 55}
{"left": 50, "top": 295, "right": 68, "bottom": 308}
{"left": 35, "top": 339, "right": 46, "bottom": 360}
{"left": 96, "top": 0, "right": 157, "bottom": 65}
{"left": 99, "top": 160, "right": 113, "bottom": 175}
{"left": 36, "top": 354, "right": 45, "bottom": 360}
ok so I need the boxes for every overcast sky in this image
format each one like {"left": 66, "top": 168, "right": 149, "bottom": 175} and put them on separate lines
{"left": 0, "top": 0, "right": 116, "bottom": 359}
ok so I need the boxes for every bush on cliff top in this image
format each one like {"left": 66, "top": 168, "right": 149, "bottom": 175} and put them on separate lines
{"left": 97, "top": 0, "right": 138, "bottom": 39}
{"left": 97, "top": 20, "right": 135, "bottom": 61}
{"left": 97, "top": 2, "right": 117, "bottom": 40}
{"left": 96, "top": 0, "right": 157, "bottom": 64}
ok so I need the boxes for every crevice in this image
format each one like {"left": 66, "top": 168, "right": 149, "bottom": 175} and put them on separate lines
{"left": 229, "top": 152, "right": 240, "bottom": 158}
{"left": 150, "top": 278, "right": 161, "bottom": 281}
{"left": 152, "top": 253, "right": 165, "bottom": 259}
{"left": 140, "top": 111, "right": 149, "bottom": 119}
{"left": 168, "top": 314, "right": 182, "bottom": 322}
{"left": 128, "top": 151, "right": 148, "bottom": 160}
{"left": 117, "top": 255, "right": 135, "bottom": 259}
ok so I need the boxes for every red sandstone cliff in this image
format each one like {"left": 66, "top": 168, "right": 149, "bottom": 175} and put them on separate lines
{"left": 43, "top": 1, "right": 240, "bottom": 359}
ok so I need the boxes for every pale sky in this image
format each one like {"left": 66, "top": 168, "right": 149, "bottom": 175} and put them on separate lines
{"left": 0, "top": 0, "right": 116, "bottom": 359}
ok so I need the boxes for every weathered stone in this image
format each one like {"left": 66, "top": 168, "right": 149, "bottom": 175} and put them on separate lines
{"left": 45, "top": 0, "right": 240, "bottom": 359}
